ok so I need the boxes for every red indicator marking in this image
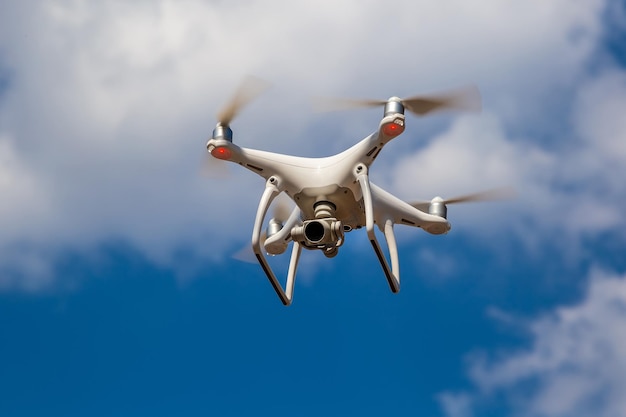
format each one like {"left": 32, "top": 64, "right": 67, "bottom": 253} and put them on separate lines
{"left": 382, "top": 122, "right": 404, "bottom": 137}
{"left": 211, "top": 146, "right": 232, "bottom": 160}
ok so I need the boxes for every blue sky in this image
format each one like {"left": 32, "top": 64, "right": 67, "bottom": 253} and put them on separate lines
{"left": 1, "top": 1, "right": 626, "bottom": 416}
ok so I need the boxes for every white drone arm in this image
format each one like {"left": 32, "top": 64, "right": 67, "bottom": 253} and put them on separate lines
{"left": 370, "top": 183, "right": 451, "bottom": 235}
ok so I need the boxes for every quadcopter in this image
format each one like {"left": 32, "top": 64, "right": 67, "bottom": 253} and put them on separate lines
{"left": 206, "top": 78, "right": 508, "bottom": 305}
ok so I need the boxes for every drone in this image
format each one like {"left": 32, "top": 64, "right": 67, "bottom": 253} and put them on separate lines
{"left": 206, "top": 77, "right": 509, "bottom": 305}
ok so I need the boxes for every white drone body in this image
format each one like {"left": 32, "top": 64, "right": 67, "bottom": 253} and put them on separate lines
{"left": 207, "top": 80, "right": 495, "bottom": 305}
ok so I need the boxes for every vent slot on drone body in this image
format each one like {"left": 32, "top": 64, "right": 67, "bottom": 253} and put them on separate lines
{"left": 246, "top": 164, "right": 264, "bottom": 172}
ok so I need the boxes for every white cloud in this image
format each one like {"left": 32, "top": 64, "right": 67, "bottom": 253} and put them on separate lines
{"left": 575, "top": 70, "right": 626, "bottom": 160}
{"left": 388, "top": 64, "right": 626, "bottom": 255}
{"left": 391, "top": 113, "right": 545, "bottom": 196}
{"left": 0, "top": 246, "right": 56, "bottom": 292}
{"left": 0, "top": 0, "right": 620, "bottom": 289}
{"left": 438, "top": 392, "right": 474, "bottom": 417}
{"left": 439, "top": 269, "right": 626, "bottom": 417}
{"left": 0, "top": 136, "right": 51, "bottom": 239}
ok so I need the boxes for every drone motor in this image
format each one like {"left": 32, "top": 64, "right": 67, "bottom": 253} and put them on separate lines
{"left": 211, "top": 123, "right": 233, "bottom": 142}
{"left": 428, "top": 197, "right": 447, "bottom": 219}
{"left": 265, "top": 218, "right": 283, "bottom": 240}
{"left": 384, "top": 97, "right": 405, "bottom": 116}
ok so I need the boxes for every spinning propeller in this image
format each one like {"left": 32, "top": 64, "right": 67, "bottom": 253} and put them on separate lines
{"left": 216, "top": 76, "right": 271, "bottom": 128}
{"left": 211, "top": 75, "right": 270, "bottom": 150}
{"left": 206, "top": 76, "right": 271, "bottom": 172}
{"left": 316, "top": 85, "right": 481, "bottom": 117}
{"left": 410, "top": 187, "right": 516, "bottom": 218}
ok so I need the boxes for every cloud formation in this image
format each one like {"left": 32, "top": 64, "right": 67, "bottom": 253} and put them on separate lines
{"left": 0, "top": 0, "right": 622, "bottom": 290}
{"left": 440, "top": 269, "right": 626, "bottom": 417}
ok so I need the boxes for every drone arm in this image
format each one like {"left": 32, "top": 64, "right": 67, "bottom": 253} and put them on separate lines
{"left": 252, "top": 177, "right": 302, "bottom": 305}
{"left": 369, "top": 183, "right": 451, "bottom": 234}
{"left": 355, "top": 164, "right": 400, "bottom": 293}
